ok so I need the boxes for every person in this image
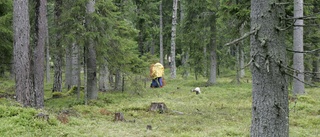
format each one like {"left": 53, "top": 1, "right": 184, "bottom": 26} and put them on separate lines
{"left": 150, "top": 62, "right": 164, "bottom": 88}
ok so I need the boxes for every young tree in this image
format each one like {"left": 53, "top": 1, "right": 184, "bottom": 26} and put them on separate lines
{"left": 250, "top": 0, "right": 289, "bottom": 136}
{"left": 292, "top": 0, "right": 305, "bottom": 94}
{"left": 170, "top": 0, "right": 178, "bottom": 79}
{"left": 13, "top": 0, "right": 33, "bottom": 106}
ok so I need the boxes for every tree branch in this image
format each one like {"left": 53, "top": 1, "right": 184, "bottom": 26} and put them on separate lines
{"left": 240, "top": 58, "right": 253, "bottom": 70}
{"left": 285, "top": 16, "right": 320, "bottom": 20}
{"left": 286, "top": 48, "right": 320, "bottom": 53}
{"left": 274, "top": 2, "right": 290, "bottom": 5}
{"left": 284, "top": 71, "right": 318, "bottom": 87}
{"left": 224, "top": 25, "right": 261, "bottom": 46}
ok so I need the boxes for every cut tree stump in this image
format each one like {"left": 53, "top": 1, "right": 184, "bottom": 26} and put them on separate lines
{"left": 35, "top": 113, "right": 49, "bottom": 121}
{"left": 149, "top": 102, "right": 168, "bottom": 113}
{"left": 114, "top": 112, "right": 125, "bottom": 121}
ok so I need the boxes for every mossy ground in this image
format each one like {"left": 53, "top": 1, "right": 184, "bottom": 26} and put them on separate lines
{"left": 0, "top": 72, "right": 319, "bottom": 137}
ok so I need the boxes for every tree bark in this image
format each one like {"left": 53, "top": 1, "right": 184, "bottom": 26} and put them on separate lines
{"left": 312, "top": 49, "right": 320, "bottom": 82}
{"left": 52, "top": 0, "right": 63, "bottom": 92}
{"left": 159, "top": 1, "right": 164, "bottom": 65}
{"left": 33, "top": 0, "right": 47, "bottom": 108}
{"left": 99, "top": 60, "right": 110, "bottom": 92}
{"left": 114, "top": 69, "right": 122, "bottom": 91}
{"left": 170, "top": 0, "right": 178, "bottom": 79}
{"left": 207, "top": 13, "right": 217, "bottom": 85}
{"left": 13, "top": 0, "right": 32, "bottom": 107}
{"left": 250, "top": 0, "right": 289, "bottom": 136}
{"left": 45, "top": 2, "right": 50, "bottom": 83}
{"left": 72, "top": 43, "right": 80, "bottom": 87}
{"left": 65, "top": 44, "right": 72, "bottom": 90}
{"left": 180, "top": 0, "right": 189, "bottom": 78}
{"left": 293, "top": 0, "right": 305, "bottom": 95}
{"left": 86, "top": 0, "right": 98, "bottom": 100}
{"left": 239, "top": 22, "right": 246, "bottom": 78}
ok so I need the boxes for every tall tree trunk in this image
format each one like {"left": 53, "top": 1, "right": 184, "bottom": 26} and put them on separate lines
{"left": 99, "top": 61, "right": 110, "bottom": 92}
{"left": 13, "top": 0, "right": 33, "bottom": 107}
{"left": 72, "top": 43, "right": 80, "bottom": 87}
{"left": 239, "top": 22, "right": 246, "bottom": 78}
{"left": 159, "top": 1, "right": 164, "bottom": 65}
{"left": 33, "top": 0, "right": 47, "bottom": 108}
{"left": 52, "top": 0, "right": 63, "bottom": 92}
{"left": 207, "top": 13, "right": 217, "bottom": 85}
{"left": 83, "top": 46, "right": 87, "bottom": 93}
{"left": 170, "top": 0, "right": 178, "bottom": 79}
{"left": 45, "top": 6, "right": 50, "bottom": 83}
{"left": 180, "top": 0, "right": 189, "bottom": 78}
{"left": 86, "top": 0, "right": 98, "bottom": 100}
{"left": 114, "top": 69, "right": 122, "bottom": 91}
{"left": 293, "top": 0, "right": 304, "bottom": 95}
{"left": 150, "top": 40, "right": 155, "bottom": 55}
{"left": 250, "top": 0, "right": 289, "bottom": 136}
{"left": 312, "top": 47, "right": 320, "bottom": 82}
{"left": 236, "top": 44, "right": 241, "bottom": 84}
{"left": 65, "top": 44, "right": 72, "bottom": 90}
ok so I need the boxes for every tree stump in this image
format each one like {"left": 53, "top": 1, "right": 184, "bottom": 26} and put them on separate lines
{"left": 146, "top": 125, "right": 152, "bottom": 130}
{"left": 114, "top": 112, "right": 125, "bottom": 121}
{"left": 35, "top": 113, "right": 49, "bottom": 121}
{"left": 149, "top": 102, "right": 168, "bottom": 113}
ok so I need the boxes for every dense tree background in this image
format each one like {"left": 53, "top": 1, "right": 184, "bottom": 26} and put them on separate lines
{"left": 2, "top": 0, "right": 320, "bottom": 136}
{"left": 3, "top": 1, "right": 320, "bottom": 134}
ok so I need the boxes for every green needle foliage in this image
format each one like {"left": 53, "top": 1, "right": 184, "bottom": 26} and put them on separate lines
{"left": 0, "top": 0, "right": 13, "bottom": 76}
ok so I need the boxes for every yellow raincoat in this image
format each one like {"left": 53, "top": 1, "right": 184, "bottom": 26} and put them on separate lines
{"left": 150, "top": 63, "right": 164, "bottom": 79}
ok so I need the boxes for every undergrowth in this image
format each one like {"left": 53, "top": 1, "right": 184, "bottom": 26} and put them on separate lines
{"left": 0, "top": 73, "right": 319, "bottom": 137}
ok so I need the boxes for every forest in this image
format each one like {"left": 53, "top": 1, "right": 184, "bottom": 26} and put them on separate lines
{"left": 0, "top": 0, "right": 320, "bottom": 136}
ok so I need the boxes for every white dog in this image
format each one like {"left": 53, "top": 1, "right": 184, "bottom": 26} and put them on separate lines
{"left": 192, "top": 87, "right": 201, "bottom": 94}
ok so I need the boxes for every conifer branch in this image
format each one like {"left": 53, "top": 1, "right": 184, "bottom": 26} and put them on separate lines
{"left": 278, "top": 63, "right": 320, "bottom": 75}
{"left": 286, "top": 48, "right": 320, "bottom": 53}
{"left": 283, "top": 71, "right": 318, "bottom": 87}
{"left": 240, "top": 58, "right": 253, "bottom": 70}
{"left": 224, "top": 25, "right": 261, "bottom": 46}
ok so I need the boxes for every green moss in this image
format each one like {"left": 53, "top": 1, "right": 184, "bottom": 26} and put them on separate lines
{"left": 0, "top": 73, "right": 320, "bottom": 136}
{"left": 66, "top": 86, "right": 84, "bottom": 95}
{"left": 52, "top": 92, "right": 66, "bottom": 98}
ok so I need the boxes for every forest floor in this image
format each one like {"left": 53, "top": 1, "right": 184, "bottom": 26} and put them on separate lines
{"left": 0, "top": 72, "right": 319, "bottom": 137}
